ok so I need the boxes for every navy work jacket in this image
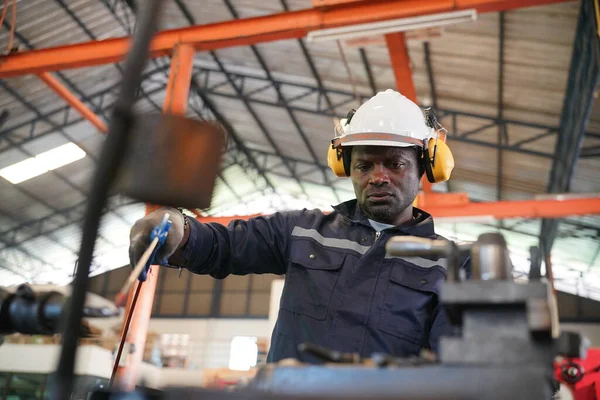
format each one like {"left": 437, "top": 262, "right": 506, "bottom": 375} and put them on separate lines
{"left": 175, "top": 199, "right": 460, "bottom": 363}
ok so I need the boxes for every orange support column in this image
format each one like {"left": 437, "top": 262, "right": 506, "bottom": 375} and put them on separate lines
{"left": 113, "top": 43, "right": 195, "bottom": 390}
{"left": 385, "top": 32, "right": 417, "bottom": 101}
{"left": 385, "top": 32, "right": 433, "bottom": 193}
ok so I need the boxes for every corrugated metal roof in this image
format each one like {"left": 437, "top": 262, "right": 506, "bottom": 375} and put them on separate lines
{"left": 0, "top": 0, "right": 598, "bottom": 299}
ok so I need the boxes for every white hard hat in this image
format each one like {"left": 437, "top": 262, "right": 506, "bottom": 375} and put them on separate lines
{"left": 337, "top": 89, "right": 434, "bottom": 148}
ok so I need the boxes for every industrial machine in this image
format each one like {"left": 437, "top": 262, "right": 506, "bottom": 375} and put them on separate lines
{"left": 80, "top": 231, "right": 595, "bottom": 400}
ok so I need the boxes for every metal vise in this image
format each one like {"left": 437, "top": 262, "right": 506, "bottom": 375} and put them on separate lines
{"left": 386, "top": 232, "right": 556, "bottom": 365}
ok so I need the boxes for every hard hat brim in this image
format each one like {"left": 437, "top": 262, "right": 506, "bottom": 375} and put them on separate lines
{"left": 340, "top": 140, "right": 418, "bottom": 148}
{"left": 332, "top": 132, "right": 425, "bottom": 148}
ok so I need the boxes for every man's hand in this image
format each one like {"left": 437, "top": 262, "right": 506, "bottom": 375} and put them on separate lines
{"left": 128, "top": 207, "right": 185, "bottom": 268}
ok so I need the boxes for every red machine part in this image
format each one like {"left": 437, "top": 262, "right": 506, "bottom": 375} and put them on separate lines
{"left": 555, "top": 349, "right": 600, "bottom": 400}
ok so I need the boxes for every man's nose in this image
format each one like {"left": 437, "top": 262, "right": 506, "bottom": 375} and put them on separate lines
{"left": 369, "top": 164, "right": 390, "bottom": 185}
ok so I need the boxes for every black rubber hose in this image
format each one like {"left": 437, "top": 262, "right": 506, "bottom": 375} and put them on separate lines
{"left": 52, "top": 2, "right": 164, "bottom": 399}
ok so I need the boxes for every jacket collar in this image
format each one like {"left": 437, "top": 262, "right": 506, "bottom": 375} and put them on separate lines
{"left": 332, "top": 199, "right": 437, "bottom": 238}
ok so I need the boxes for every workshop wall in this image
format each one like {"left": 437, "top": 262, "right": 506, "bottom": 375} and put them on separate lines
{"left": 88, "top": 266, "right": 278, "bottom": 318}
{"left": 148, "top": 318, "right": 271, "bottom": 370}
{"left": 92, "top": 317, "right": 271, "bottom": 370}
{"left": 556, "top": 291, "right": 600, "bottom": 322}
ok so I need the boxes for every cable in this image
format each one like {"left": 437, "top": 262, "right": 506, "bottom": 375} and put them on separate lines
{"left": 110, "top": 280, "right": 144, "bottom": 385}
{"left": 51, "top": 2, "right": 165, "bottom": 399}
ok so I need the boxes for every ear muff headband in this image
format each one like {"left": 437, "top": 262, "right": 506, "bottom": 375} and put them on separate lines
{"left": 423, "top": 139, "right": 436, "bottom": 183}
{"left": 342, "top": 148, "right": 352, "bottom": 176}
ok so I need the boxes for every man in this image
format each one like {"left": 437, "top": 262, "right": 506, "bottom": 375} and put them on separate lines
{"left": 129, "top": 89, "right": 463, "bottom": 363}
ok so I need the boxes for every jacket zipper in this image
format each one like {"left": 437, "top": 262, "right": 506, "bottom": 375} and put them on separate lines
{"left": 375, "top": 231, "right": 381, "bottom": 241}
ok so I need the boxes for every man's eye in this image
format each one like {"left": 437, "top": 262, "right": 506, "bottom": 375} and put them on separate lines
{"left": 356, "top": 165, "right": 369, "bottom": 171}
{"left": 389, "top": 162, "right": 405, "bottom": 169}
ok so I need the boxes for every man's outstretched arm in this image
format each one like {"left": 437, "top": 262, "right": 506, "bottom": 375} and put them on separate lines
{"left": 129, "top": 207, "right": 303, "bottom": 278}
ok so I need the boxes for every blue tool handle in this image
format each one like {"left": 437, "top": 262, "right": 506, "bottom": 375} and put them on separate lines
{"left": 138, "top": 213, "right": 172, "bottom": 282}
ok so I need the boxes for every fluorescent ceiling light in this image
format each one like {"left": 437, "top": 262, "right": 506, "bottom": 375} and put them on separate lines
{"left": 0, "top": 158, "right": 49, "bottom": 185}
{"left": 0, "top": 142, "right": 86, "bottom": 184}
{"left": 307, "top": 9, "right": 477, "bottom": 43}
{"left": 36, "top": 142, "right": 86, "bottom": 170}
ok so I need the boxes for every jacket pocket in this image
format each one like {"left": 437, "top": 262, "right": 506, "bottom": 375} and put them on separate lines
{"left": 378, "top": 262, "right": 445, "bottom": 345}
{"left": 280, "top": 238, "right": 345, "bottom": 320}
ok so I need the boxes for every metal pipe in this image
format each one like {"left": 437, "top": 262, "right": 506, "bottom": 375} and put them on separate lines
{"left": 0, "top": 0, "right": 573, "bottom": 78}
{"left": 471, "top": 233, "right": 512, "bottom": 280}
{"left": 112, "top": 43, "right": 195, "bottom": 390}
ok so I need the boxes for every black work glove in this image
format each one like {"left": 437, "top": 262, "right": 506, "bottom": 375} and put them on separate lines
{"left": 128, "top": 207, "right": 185, "bottom": 269}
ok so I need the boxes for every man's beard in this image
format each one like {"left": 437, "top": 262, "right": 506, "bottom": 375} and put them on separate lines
{"left": 363, "top": 203, "right": 401, "bottom": 224}
{"left": 361, "top": 191, "right": 417, "bottom": 224}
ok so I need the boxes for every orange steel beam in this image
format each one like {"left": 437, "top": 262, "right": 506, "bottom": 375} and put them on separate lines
{"left": 113, "top": 43, "right": 195, "bottom": 391}
{"left": 457, "top": 0, "right": 573, "bottom": 12}
{"left": 197, "top": 196, "right": 600, "bottom": 224}
{"left": 426, "top": 197, "right": 600, "bottom": 219}
{"left": 315, "top": 0, "right": 570, "bottom": 9}
{"left": 38, "top": 72, "right": 108, "bottom": 133}
{"left": 0, "top": 0, "right": 573, "bottom": 78}
{"left": 312, "top": 0, "right": 365, "bottom": 6}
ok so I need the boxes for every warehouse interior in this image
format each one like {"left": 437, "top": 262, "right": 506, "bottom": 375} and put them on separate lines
{"left": 0, "top": 0, "right": 599, "bottom": 399}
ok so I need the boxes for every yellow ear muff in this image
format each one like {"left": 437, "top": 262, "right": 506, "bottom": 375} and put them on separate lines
{"left": 424, "top": 138, "right": 454, "bottom": 183}
{"left": 327, "top": 144, "right": 348, "bottom": 177}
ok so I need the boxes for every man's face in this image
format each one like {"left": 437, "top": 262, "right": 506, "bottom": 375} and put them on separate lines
{"left": 350, "top": 145, "right": 421, "bottom": 225}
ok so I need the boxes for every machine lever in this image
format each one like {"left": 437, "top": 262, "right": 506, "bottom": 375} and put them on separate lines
{"left": 385, "top": 236, "right": 460, "bottom": 281}
{"left": 385, "top": 236, "right": 454, "bottom": 258}
{"left": 298, "top": 342, "right": 362, "bottom": 364}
